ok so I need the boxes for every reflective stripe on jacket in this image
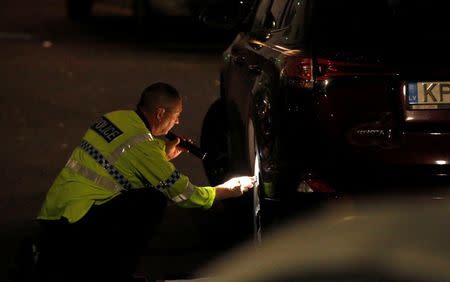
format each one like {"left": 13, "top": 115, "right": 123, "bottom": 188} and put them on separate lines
{"left": 37, "top": 110, "right": 216, "bottom": 223}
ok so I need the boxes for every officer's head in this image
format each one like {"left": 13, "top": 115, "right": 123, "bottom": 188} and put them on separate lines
{"left": 138, "top": 82, "right": 182, "bottom": 136}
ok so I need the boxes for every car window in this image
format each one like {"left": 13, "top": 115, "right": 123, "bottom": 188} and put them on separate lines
{"left": 387, "top": 0, "right": 450, "bottom": 64}
{"left": 252, "top": 0, "right": 273, "bottom": 31}
{"left": 251, "top": 0, "right": 289, "bottom": 31}
{"left": 281, "top": 0, "right": 308, "bottom": 44}
{"left": 312, "top": 0, "right": 450, "bottom": 64}
{"left": 269, "top": 0, "right": 289, "bottom": 29}
{"left": 312, "top": 0, "right": 389, "bottom": 52}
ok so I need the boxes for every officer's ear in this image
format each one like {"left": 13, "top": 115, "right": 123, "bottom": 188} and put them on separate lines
{"left": 155, "top": 107, "right": 166, "bottom": 122}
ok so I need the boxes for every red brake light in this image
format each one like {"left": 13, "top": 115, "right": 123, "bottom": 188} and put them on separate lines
{"left": 285, "top": 57, "right": 313, "bottom": 81}
{"left": 306, "top": 179, "right": 335, "bottom": 192}
{"left": 283, "top": 56, "right": 384, "bottom": 87}
{"left": 316, "top": 58, "right": 339, "bottom": 80}
{"left": 283, "top": 57, "right": 314, "bottom": 89}
{"left": 316, "top": 58, "right": 371, "bottom": 80}
{"left": 297, "top": 179, "right": 335, "bottom": 193}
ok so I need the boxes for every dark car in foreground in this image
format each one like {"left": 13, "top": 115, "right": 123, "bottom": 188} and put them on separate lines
{"left": 199, "top": 197, "right": 450, "bottom": 281}
{"left": 200, "top": 0, "right": 450, "bottom": 239}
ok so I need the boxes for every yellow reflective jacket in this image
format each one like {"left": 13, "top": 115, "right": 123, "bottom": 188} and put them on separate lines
{"left": 38, "top": 110, "right": 216, "bottom": 223}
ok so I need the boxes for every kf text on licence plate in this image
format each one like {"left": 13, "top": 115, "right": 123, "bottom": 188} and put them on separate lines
{"left": 407, "top": 81, "right": 450, "bottom": 109}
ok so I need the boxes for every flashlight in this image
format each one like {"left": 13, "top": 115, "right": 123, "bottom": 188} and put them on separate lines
{"left": 166, "top": 131, "right": 207, "bottom": 160}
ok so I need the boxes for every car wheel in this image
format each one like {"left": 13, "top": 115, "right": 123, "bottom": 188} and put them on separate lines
{"left": 200, "top": 98, "right": 232, "bottom": 186}
{"left": 248, "top": 118, "right": 262, "bottom": 244}
{"left": 66, "top": 0, "right": 93, "bottom": 21}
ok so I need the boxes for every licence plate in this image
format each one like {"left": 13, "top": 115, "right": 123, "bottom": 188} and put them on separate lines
{"left": 407, "top": 81, "right": 450, "bottom": 109}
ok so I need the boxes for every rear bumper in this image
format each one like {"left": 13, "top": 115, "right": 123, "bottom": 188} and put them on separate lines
{"left": 262, "top": 176, "right": 450, "bottom": 223}
{"left": 270, "top": 160, "right": 450, "bottom": 200}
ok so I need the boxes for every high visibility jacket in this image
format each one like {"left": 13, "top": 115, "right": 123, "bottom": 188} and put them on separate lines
{"left": 38, "top": 110, "right": 216, "bottom": 223}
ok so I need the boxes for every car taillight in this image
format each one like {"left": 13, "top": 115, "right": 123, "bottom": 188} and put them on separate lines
{"left": 297, "top": 179, "right": 335, "bottom": 193}
{"left": 315, "top": 58, "right": 372, "bottom": 80}
{"left": 283, "top": 56, "right": 384, "bottom": 88}
{"left": 316, "top": 58, "right": 341, "bottom": 80}
{"left": 283, "top": 57, "right": 314, "bottom": 89}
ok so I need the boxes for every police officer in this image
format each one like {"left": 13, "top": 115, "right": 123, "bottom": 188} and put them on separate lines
{"left": 36, "top": 82, "right": 255, "bottom": 282}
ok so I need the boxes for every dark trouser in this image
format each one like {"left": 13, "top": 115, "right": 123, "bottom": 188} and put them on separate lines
{"left": 37, "top": 188, "right": 167, "bottom": 282}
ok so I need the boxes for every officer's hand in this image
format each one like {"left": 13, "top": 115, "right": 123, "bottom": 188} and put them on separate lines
{"left": 219, "top": 176, "right": 256, "bottom": 197}
{"left": 165, "top": 137, "right": 187, "bottom": 160}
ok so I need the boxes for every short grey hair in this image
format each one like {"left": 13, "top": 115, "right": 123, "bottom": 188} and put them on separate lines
{"left": 137, "top": 82, "right": 181, "bottom": 112}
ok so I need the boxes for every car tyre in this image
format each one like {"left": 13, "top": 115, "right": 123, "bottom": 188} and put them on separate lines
{"left": 201, "top": 98, "right": 232, "bottom": 186}
{"left": 202, "top": 99, "right": 258, "bottom": 244}
{"left": 248, "top": 118, "right": 262, "bottom": 244}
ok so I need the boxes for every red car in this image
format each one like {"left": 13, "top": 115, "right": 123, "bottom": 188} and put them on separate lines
{"left": 201, "top": 0, "right": 450, "bottom": 239}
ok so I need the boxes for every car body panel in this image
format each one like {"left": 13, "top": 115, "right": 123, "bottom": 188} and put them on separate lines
{"left": 210, "top": 0, "right": 450, "bottom": 203}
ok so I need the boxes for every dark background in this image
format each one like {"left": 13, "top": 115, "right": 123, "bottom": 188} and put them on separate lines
{"left": 0, "top": 0, "right": 238, "bottom": 280}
